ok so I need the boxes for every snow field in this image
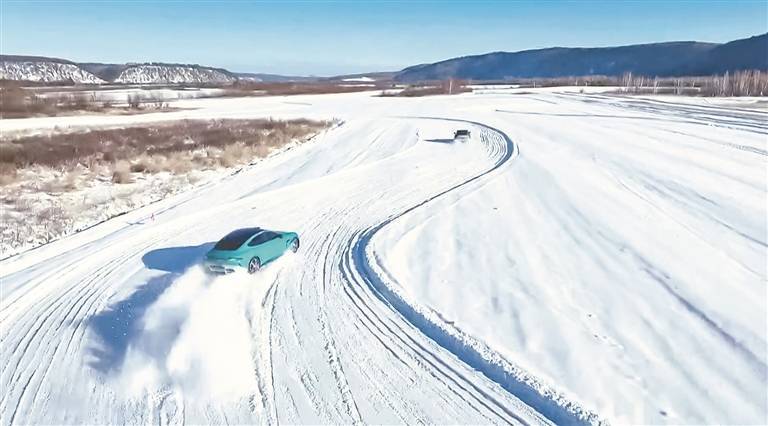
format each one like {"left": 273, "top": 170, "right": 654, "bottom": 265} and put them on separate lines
{"left": 1, "top": 89, "right": 765, "bottom": 425}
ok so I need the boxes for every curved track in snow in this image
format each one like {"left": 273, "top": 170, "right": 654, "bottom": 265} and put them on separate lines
{"left": 0, "top": 106, "right": 586, "bottom": 424}
{"left": 349, "top": 121, "right": 599, "bottom": 425}
{"left": 2, "top": 91, "right": 765, "bottom": 425}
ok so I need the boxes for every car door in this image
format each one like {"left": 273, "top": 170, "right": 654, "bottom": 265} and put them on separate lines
{"left": 251, "top": 231, "right": 282, "bottom": 262}
{"left": 247, "top": 232, "right": 273, "bottom": 261}
{"left": 264, "top": 232, "right": 285, "bottom": 261}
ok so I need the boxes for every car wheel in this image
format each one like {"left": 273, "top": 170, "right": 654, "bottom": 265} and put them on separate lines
{"left": 247, "top": 257, "right": 261, "bottom": 274}
{"left": 290, "top": 238, "right": 300, "bottom": 253}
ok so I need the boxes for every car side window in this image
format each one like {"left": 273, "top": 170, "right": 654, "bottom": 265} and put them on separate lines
{"left": 248, "top": 232, "right": 279, "bottom": 246}
{"left": 248, "top": 233, "right": 269, "bottom": 246}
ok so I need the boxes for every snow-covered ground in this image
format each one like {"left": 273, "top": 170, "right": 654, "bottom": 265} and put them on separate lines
{"left": 1, "top": 90, "right": 765, "bottom": 425}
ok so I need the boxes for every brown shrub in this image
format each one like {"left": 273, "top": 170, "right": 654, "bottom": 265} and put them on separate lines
{"left": 0, "top": 162, "right": 17, "bottom": 185}
{"left": 164, "top": 153, "right": 193, "bottom": 174}
{"left": 127, "top": 94, "right": 143, "bottom": 109}
{"left": 63, "top": 170, "right": 80, "bottom": 191}
{"left": 112, "top": 161, "right": 132, "bottom": 184}
{"left": 36, "top": 205, "right": 65, "bottom": 223}
{"left": 0, "top": 84, "right": 180, "bottom": 118}
{"left": 381, "top": 79, "right": 471, "bottom": 97}
{"left": 218, "top": 143, "right": 245, "bottom": 167}
{"left": 0, "top": 142, "right": 19, "bottom": 164}
{"left": 72, "top": 93, "right": 90, "bottom": 110}
{"left": 0, "top": 87, "right": 100, "bottom": 118}
{"left": 2, "top": 118, "right": 330, "bottom": 188}
{"left": 1, "top": 119, "right": 325, "bottom": 169}
{"left": 222, "top": 81, "right": 388, "bottom": 97}
{"left": 0, "top": 86, "right": 32, "bottom": 117}
{"left": 130, "top": 162, "right": 148, "bottom": 173}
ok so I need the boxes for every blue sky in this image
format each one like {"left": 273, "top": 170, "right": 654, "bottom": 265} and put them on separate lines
{"left": 2, "top": 1, "right": 766, "bottom": 76}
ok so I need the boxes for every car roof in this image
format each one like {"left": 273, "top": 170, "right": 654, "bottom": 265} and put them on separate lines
{"left": 227, "top": 227, "right": 262, "bottom": 239}
{"left": 213, "top": 227, "right": 264, "bottom": 250}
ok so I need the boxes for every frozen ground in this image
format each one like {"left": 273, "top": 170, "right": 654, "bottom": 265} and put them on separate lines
{"left": 1, "top": 90, "right": 766, "bottom": 425}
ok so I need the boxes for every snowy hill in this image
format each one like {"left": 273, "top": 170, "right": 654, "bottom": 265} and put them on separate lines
{"left": 0, "top": 57, "right": 238, "bottom": 85}
{"left": 0, "top": 56, "right": 105, "bottom": 84}
{"left": 113, "top": 64, "right": 236, "bottom": 84}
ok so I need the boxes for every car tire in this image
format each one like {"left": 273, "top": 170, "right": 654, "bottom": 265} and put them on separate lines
{"left": 290, "top": 238, "right": 300, "bottom": 253}
{"left": 247, "top": 257, "right": 261, "bottom": 274}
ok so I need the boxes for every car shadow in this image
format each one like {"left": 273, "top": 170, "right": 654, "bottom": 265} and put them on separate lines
{"left": 141, "top": 242, "right": 215, "bottom": 273}
{"left": 424, "top": 138, "right": 455, "bottom": 144}
{"left": 86, "top": 272, "right": 177, "bottom": 374}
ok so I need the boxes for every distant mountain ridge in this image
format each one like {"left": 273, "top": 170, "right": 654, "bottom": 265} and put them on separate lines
{"left": 395, "top": 33, "right": 768, "bottom": 82}
{"left": 0, "top": 55, "right": 393, "bottom": 84}
{"left": 2, "top": 33, "right": 765, "bottom": 85}
{"left": 0, "top": 56, "right": 333, "bottom": 84}
{"left": 0, "top": 57, "right": 242, "bottom": 84}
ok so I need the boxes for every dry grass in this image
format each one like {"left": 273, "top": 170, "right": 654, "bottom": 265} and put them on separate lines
{"left": 221, "top": 81, "right": 388, "bottom": 97}
{"left": 111, "top": 160, "right": 132, "bottom": 184}
{"left": 1, "top": 118, "right": 332, "bottom": 257}
{"left": 380, "top": 79, "right": 471, "bottom": 97}
{"left": 0, "top": 83, "right": 173, "bottom": 118}
{"left": 0, "top": 163, "right": 17, "bottom": 185}
{"left": 2, "top": 118, "right": 326, "bottom": 169}
{"left": 0, "top": 118, "right": 330, "bottom": 187}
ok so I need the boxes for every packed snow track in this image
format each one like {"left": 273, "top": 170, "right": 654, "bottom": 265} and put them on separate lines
{"left": 1, "top": 91, "right": 765, "bottom": 425}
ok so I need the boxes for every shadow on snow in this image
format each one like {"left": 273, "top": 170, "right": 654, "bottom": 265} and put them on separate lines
{"left": 141, "top": 242, "right": 215, "bottom": 273}
{"left": 423, "top": 138, "right": 456, "bottom": 144}
{"left": 85, "top": 242, "right": 213, "bottom": 374}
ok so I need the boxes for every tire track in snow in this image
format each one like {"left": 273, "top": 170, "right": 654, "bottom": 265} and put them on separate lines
{"left": 346, "top": 117, "right": 604, "bottom": 425}
{"left": 3, "top": 253, "right": 130, "bottom": 419}
{"left": 557, "top": 93, "right": 768, "bottom": 135}
{"left": 338, "top": 253, "right": 515, "bottom": 424}
{"left": 3, "top": 235, "right": 168, "bottom": 424}
{"left": 249, "top": 274, "right": 279, "bottom": 423}
{"left": 3, "top": 212, "right": 245, "bottom": 424}
{"left": 4, "top": 111, "right": 588, "bottom": 424}
{"left": 264, "top": 144, "right": 521, "bottom": 423}
{"left": 316, "top": 217, "right": 363, "bottom": 423}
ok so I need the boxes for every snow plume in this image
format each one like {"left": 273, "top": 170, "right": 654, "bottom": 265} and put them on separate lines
{"left": 115, "top": 257, "right": 288, "bottom": 402}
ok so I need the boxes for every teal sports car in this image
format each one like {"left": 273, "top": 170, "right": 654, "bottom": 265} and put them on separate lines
{"left": 204, "top": 227, "right": 299, "bottom": 274}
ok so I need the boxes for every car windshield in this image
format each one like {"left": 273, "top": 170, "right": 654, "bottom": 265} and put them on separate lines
{"left": 214, "top": 227, "right": 261, "bottom": 250}
{"left": 455, "top": 130, "right": 469, "bottom": 136}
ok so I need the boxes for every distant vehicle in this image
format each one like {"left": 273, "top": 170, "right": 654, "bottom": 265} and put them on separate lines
{"left": 204, "top": 227, "right": 299, "bottom": 274}
{"left": 454, "top": 129, "right": 471, "bottom": 142}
